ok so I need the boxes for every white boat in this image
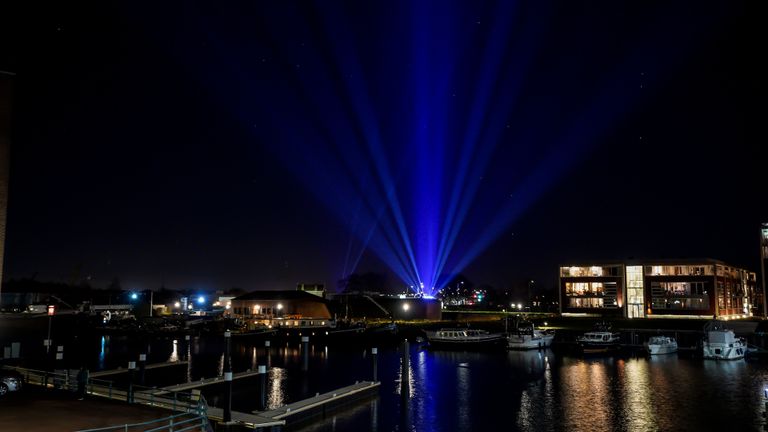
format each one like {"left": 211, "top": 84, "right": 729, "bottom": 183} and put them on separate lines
{"left": 577, "top": 322, "right": 620, "bottom": 354}
{"left": 507, "top": 322, "right": 555, "bottom": 350}
{"left": 645, "top": 336, "right": 678, "bottom": 355}
{"left": 425, "top": 328, "right": 506, "bottom": 350}
{"left": 702, "top": 320, "right": 746, "bottom": 360}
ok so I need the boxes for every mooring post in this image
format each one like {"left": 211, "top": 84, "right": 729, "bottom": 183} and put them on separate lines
{"left": 372, "top": 347, "right": 378, "bottom": 382}
{"left": 301, "top": 336, "right": 309, "bottom": 372}
{"left": 265, "top": 340, "right": 271, "bottom": 368}
{"left": 184, "top": 334, "right": 191, "bottom": 360}
{"left": 258, "top": 365, "right": 267, "bottom": 411}
{"left": 400, "top": 339, "right": 409, "bottom": 400}
{"left": 138, "top": 353, "right": 147, "bottom": 385}
{"left": 223, "top": 330, "right": 232, "bottom": 423}
{"left": 55, "top": 345, "right": 64, "bottom": 389}
{"left": 127, "top": 361, "right": 136, "bottom": 403}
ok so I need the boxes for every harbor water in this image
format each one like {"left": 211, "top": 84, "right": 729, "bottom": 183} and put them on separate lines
{"left": 3, "top": 317, "right": 768, "bottom": 431}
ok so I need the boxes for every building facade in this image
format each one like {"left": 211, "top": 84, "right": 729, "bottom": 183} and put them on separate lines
{"left": 560, "top": 259, "right": 761, "bottom": 319}
{"left": 230, "top": 290, "right": 332, "bottom": 331}
{"left": 761, "top": 223, "right": 768, "bottom": 316}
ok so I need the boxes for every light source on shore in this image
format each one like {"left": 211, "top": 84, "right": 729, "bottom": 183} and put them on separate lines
{"left": 403, "top": 303, "right": 410, "bottom": 311}
{"left": 174, "top": 302, "right": 181, "bottom": 308}
{"left": 277, "top": 303, "right": 284, "bottom": 310}
{"left": 130, "top": 292, "right": 138, "bottom": 300}
{"left": 197, "top": 295, "right": 206, "bottom": 305}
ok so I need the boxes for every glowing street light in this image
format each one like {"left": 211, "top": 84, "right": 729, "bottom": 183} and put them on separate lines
{"left": 130, "top": 292, "right": 139, "bottom": 300}
{"left": 403, "top": 303, "right": 410, "bottom": 311}
{"left": 197, "top": 295, "right": 206, "bottom": 305}
{"left": 174, "top": 302, "right": 181, "bottom": 308}
{"left": 277, "top": 303, "right": 283, "bottom": 310}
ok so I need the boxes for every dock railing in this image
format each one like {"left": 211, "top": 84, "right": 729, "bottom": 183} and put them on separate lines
{"left": 1, "top": 365, "right": 211, "bottom": 431}
{"left": 74, "top": 395, "right": 210, "bottom": 432}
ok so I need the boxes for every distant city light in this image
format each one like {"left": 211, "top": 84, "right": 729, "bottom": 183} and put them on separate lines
{"left": 517, "top": 303, "right": 522, "bottom": 309}
{"left": 174, "top": 302, "right": 180, "bottom": 308}
{"left": 197, "top": 296, "right": 205, "bottom": 305}
{"left": 130, "top": 293, "right": 138, "bottom": 300}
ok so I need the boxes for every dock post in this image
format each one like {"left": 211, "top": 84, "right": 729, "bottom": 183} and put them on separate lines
{"left": 184, "top": 335, "right": 191, "bottom": 360}
{"left": 223, "top": 330, "right": 232, "bottom": 423}
{"left": 265, "top": 340, "right": 271, "bottom": 368}
{"left": 54, "top": 345, "right": 65, "bottom": 388}
{"left": 400, "top": 340, "right": 409, "bottom": 400}
{"left": 301, "top": 336, "right": 309, "bottom": 372}
{"left": 55, "top": 345, "right": 64, "bottom": 369}
{"left": 372, "top": 347, "right": 378, "bottom": 382}
{"left": 257, "top": 365, "right": 267, "bottom": 411}
{"left": 127, "top": 361, "right": 136, "bottom": 403}
{"left": 138, "top": 353, "right": 146, "bottom": 385}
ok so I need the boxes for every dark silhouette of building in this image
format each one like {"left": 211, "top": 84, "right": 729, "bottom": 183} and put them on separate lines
{"left": 761, "top": 223, "right": 768, "bottom": 316}
{"left": 0, "top": 71, "right": 13, "bottom": 305}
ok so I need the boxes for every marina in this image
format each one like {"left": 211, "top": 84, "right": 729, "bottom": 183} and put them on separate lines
{"left": 6, "top": 316, "right": 768, "bottom": 431}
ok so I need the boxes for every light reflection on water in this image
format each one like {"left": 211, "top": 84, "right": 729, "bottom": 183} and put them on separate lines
{"left": 98, "top": 335, "right": 107, "bottom": 370}
{"left": 621, "top": 359, "right": 656, "bottom": 431}
{"left": 267, "top": 367, "right": 287, "bottom": 409}
{"left": 560, "top": 358, "right": 612, "bottom": 432}
{"left": 168, "top": 339, "right": 179, "bottom": 363}
{"left": 82, "top": 335, "right": 768, "bottom": 431}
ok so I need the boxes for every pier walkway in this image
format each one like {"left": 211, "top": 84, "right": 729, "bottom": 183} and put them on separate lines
{"left": 257, "top": 381, "right": 379, "bottom": 424}
{"left": 89, "top": 360, "right": 188, "bottom": 377}
{"left": 3, "top": 365, "right": 379, "bottom": 430}
{"left": 154, "top": 369, "right": 262, "bottom": 393}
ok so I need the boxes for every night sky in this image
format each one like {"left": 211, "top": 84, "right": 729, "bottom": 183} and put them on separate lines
{"left": 0, "top": 1, "right": 765, "bottom": 294}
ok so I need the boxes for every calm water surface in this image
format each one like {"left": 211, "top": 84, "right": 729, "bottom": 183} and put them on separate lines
{"left": 4, "top": 322, "right": 768, "bottom": 432}
{"left": 80, "top": 336, "right": 768, "bottom": 431}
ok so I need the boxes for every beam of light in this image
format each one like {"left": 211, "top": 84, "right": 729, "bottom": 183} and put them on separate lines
{"left": 151, "top": 1, "right": 728, "bottom": 296}
{"left": 429, "top": 2, "right": 542, "bottom": 293}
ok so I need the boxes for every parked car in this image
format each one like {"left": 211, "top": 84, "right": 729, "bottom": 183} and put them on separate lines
{"left": 0, "top": 370, "right": 23, "bottom": 397}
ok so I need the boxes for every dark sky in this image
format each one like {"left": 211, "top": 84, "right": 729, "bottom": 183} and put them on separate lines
{"left": 0, "top": 1, "right": 765, "bottom": 293}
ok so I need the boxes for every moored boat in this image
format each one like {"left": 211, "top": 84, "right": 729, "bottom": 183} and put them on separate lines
{"left": 645, "top": 336, "right": 678, "bottom": 355}
{"left": 425, "top": 328, "right": 506, "bottom": 350}
{"left": 507, "top": 321, "right": 555, "bottom": 350}
{"left": 702, "top": 320, "right": 746, "bottom": 360}
{"left": 577, "top": 322, "right": 620, "bottom": 354}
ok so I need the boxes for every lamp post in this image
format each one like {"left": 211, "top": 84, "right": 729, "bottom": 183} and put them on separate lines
{"left": 223, "top": 330, "right": 232, "bottom": 423}
{"left": 45, "top": 305, "right": 54, "bottom": 354}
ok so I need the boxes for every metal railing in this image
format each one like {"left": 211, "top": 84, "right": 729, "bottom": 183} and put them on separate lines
{"left": 75, "top": 396, "right": 210, "bottom": 432}
{"left": 1, "top": 366, "right": 211, "bottom": 432}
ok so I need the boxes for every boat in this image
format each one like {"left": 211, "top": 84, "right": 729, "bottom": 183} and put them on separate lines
{"left": 576, "top": 322, "right": 621, "bottom": 353}
{"left": 645, "top": 335, "right": 678, "bottom": 355}
{"left": 701, "top": 320, "right": 746, "bottom": 360}
{"left": 424, "top": 328, "right": 506, "bottom": 350}
{"left": 506, "top": 321, "right": 555, "bottom": 350}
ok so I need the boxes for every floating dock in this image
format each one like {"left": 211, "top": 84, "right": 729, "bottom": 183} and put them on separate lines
{"left": 202, "top": 381, "right": 381, "bottom": 430}
{"left": 90, "top": 360, "right": 188, "bottom": 378}
{"left": 155, "top": 369, "right": 262, "bottom": 393}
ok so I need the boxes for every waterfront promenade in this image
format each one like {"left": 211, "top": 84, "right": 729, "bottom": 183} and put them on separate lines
{"left": 0, "top": 387, "right": 174, "bottom": 432}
